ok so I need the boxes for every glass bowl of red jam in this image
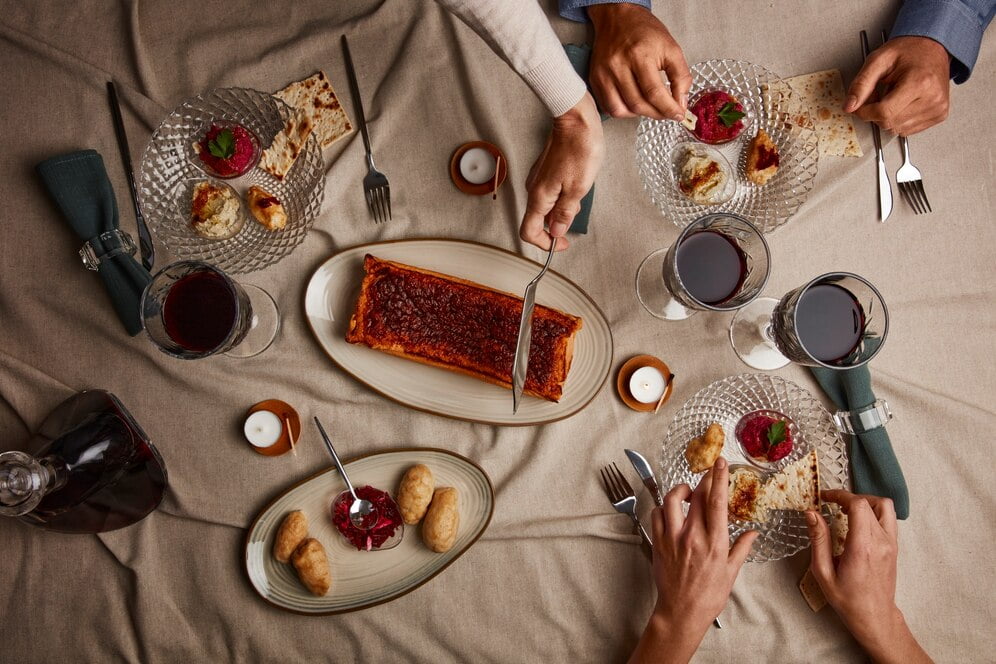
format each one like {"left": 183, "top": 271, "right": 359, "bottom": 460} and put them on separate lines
{"left": 685, "top": 89, "right": 751, "bottom": 146}
{"left": 330, "top": 485, "right": 405, "bottom": 551}
{"left": 190, "top": 122, "right": 261, "bottom": 179}
{"left": 735, "top": 409, "right": 794, "bottom": 468}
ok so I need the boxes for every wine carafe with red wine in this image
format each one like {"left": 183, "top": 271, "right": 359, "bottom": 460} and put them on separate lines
{"left": 0, "top": 390, "right": 167, "bottom": 534}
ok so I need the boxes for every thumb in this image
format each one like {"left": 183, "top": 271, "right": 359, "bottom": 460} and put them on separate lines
{"left": 846, "top": 52, "right": 892, "bottom": 112}
{"left": 806, "top": 510, "right": 836, "bottom": 586}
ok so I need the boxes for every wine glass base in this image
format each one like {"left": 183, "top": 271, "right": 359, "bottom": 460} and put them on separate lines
{"left": 635, "top": 248, "right": 694, "bottom": 320}
{"left": 226, "top": 284, "right": 280, "bottom": 358}
{"left": 729, "top": 297, "right": 789, "bottom": 370}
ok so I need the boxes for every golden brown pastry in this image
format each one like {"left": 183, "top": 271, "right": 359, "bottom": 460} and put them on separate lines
{"left": 273, "top": 510, "right": 308, "bottom": 563}
{"left": 246, "top": 185, "right": 288, "bottom": 231}
{"left": 745, "top": 129, "right": 780, "bottom": 185}
{"left": 422, "top": 487, "right": 460, "bottom": 553}
{"left": 397, "top": 464, "right": 435, "bottom": 525}
{"left": 291, "top": 538, "right": 331, "bottom": 596}
{"left": 684, "top": 422, "right": 725, "bottom": 473}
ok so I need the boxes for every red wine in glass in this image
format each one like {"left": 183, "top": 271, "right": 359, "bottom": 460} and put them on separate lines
{"left": 163, "top": 270, "right": 238, "bottom": 353}
{"left": 794, "top": 283, "right": 866, "bottom": 363}
{"left": 675, "top": 230, "right": 747, "bottom": 305}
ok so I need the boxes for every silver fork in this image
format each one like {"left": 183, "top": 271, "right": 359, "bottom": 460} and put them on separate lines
{"left": 896, "top": 137, "right": 932, "bottom": 214}
{"left": 341, "top": 34, "right": 391, "bottom": 223}
{"left": 600, "top": 462, "right": 724, "bottom": 629}
{"left": 600, "top": 462, "right": 653, "bottom": 548}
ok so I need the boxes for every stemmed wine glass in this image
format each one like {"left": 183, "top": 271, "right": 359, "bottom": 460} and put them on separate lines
{"left": 636, "top": 213, "right": 771, "bottom": 320}
{"left": 141, "top": 260, "right": 280, "bottom": 359}
{"left": 729, "top": 272, "right": 889, "bottom": 370}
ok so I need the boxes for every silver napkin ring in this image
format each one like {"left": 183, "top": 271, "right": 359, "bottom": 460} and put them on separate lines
{"left": 79, "top": 229, "right": 137, "bottom": 271}
{"left": 833, "top": 399, "right": 892, "bottom": 435}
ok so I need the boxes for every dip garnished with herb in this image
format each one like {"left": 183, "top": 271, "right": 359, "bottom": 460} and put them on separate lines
{"left": 690, "top": 91, "right": 746, "bottom": 144}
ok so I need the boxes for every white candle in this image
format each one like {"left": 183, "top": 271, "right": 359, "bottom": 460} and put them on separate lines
{"left": 244, "top": 410, "right": 283, "bottom": 448}
{"left": 459, "top": 147, "right": 497, "bottom": 184}
{"left": 629, "top": 366, "right": 666, "bottom": 404}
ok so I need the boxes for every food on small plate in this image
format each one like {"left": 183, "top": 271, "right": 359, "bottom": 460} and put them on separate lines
{"left": 684, "top": 422, "right": 725, "bottom": 473}
{"left": 745, "top": 129, "right": 780, "bottom": 185}
{"left": 291, "top": 538, "right": 332, "bottom": 596}
{"left": 273, "top": 510, "right": 309, "bottom": 563}
{"left": 190, "top": 180, "right": 244, "bottom": 239}
{"left": 275, "top": 70, "right": 353, "bottom": 148}
{"left": 736, "top": 410, "right": 793, "bottom": 463}
{"left": 764, "top": 449, "right": 820, "bottom": 512}
{"left": 346, "top": 255, "right": 583, "bottom": 403}
{"left": 422, "top": 487, "right": 460, "bottom": 553}
{"left": 728, "top": 467, "right": 768, "bottom": 522}
{"left": 397, "top": 464, "right": 435, "bottom": 525}
{"left": 260, "top": 107, "right": 314, "bottom": 181}
{"left": 689, "top": 90, "right": 746, "bottom": 144}
{"left": 193, "top": 124, "right": 259, "bottom": 178}
{"left": 331, "top": 485, "right": 404, "bottom": 551}
{"left": 677, "top": 145, "right": 732, "bottom": 206}
{"left": 246, "top": 185, "right": 288, "bottom": 231}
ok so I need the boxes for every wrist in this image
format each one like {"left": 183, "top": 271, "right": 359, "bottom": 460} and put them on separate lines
{"left": 554, "top": 93, "right": 600, "bottom": 131}
{"left": 587, "top": 2, "right": 649, "bottom": 30}
{"left": 847, "top": 605, "right": 913, "bottom": 660}
{"left": 651, "top": 603, "right": 711, "bottom": 648}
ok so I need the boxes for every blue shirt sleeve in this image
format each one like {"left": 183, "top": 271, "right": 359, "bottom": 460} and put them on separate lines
{"left": 559, "top": 0, "right": 653, "bottom": 23}
{"left": 891, "top": 0, "right": 996, "bottom": 83}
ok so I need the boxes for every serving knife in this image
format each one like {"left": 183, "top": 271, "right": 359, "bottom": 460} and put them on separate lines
{"left": 625, "top": 449, "right": 664, "bottom": 507}
{"left": 511, "top": 243, "right": 556, "bottom": 413}
{"left": 106, "top": 80, "right": 155, "bottom": 271}
{"left": 860, "top": 30, "right": 893, "bottom": 223}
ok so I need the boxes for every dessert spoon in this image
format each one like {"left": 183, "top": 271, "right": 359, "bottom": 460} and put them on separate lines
{"left": 314, "top": 417, "right": 375, "bottom": 528}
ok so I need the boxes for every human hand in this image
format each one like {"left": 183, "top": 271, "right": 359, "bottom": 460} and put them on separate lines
{"left": 632, "top": 459, "right": 756, "bottom": 664}
{"left": 587, "top": 2, "right": 691, "bottom": 121}
{"left": 520, "top": 92, "right": 603, "bottom": 251}
{"left": 807, "top": 490, "right": 932, "bottom": 663}
{"left": 846, "top": 36, "right": 951, "bottom": 136}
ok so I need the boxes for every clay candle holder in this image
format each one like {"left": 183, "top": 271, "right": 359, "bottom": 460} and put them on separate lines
{"left": 616, "top": 355, "right": 675, "bottom": 413}
{"left": 450, "top": 141, "right": 508, "bottom": 196}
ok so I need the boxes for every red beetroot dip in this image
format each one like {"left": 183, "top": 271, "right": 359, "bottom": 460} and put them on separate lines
{"left": 331, "top": 485, "right": 403, "bottom": 551}
{"left": 196, "top": 124, "right": 257, "bottom": 177}
{"left": 690, "top": 91, "right": 745, "bottom": 144}
{"left": 737, "top": 411, "right": 793, "bottom": 462}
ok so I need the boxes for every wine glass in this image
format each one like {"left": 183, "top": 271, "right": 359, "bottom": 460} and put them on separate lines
{"left": 636, "top": 213, "right": 770, "bottom": 320}
{"left": 729, "top": 272, "right": 889, "bottom": 370}
{"left": 141, "top": 260, "right": 280, "bottom": 359}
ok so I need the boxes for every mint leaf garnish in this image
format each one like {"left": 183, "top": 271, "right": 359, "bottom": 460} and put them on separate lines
{"left": 207, "top": 128, "right": 235, "bottom": 159}
{"left": 766, "top": 420, "right": 787, "bottom": 448}
{"left": 717, "top": 102, "right": 745, "bottom": 128}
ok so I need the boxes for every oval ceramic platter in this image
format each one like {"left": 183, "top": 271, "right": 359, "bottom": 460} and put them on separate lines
{"left": 304, "top": 239, "right": 614, "bottom": 426}
{"left": 245, "top": 448, "right": 494, "bottom": 615}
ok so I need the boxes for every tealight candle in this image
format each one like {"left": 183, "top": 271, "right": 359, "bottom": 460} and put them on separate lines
{"left": 629, "top": 366, "right": 666, "bottom": 404}
{"left": 244, "top": 410, "right": 283, "bottom": 448}
{"left": 459, "top": 147, "right": 497, "bottom": 185}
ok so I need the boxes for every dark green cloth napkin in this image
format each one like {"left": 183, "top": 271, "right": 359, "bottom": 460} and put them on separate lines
{"left": 810, "top": 364, "right": 910, "bottom": 519}
{"left": 563, "top": 43, "right": 607, "bottom": 235}
{"left": 36, "top": 150, "right": 151, "bottom": 336}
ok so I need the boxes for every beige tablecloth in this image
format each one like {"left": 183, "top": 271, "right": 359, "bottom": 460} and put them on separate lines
{"left": 1, "top": 1, "right": 994, "bottom": 661}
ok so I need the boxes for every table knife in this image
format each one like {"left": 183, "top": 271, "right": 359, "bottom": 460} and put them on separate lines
{"left": 625, "top": 449, "right": 664, "bottom": 507}
{"left": 511, "top": 244, "right": 556, "bottom": 413}
{"left": 106, "top": 80, "right": 155, "bottom": 270}
{"left": 860, "top": 31, "right": 893, "bottom": 222}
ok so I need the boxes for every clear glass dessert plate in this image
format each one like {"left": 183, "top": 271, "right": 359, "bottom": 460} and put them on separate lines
{"left": 138, "top": 87, "right": 325, "bottom": 274}
{"left": 660, "top": 373, "right": 848, "bottom": 562}
{"left": 636, "top": 59, "right": 819, "bottom": 234}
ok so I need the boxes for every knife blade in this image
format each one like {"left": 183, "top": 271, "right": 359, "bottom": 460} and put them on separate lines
{"left": 511, "top": 244, "right": 556, "bottom": 413}
{"left": 860, "top": 30, "right": 893, "bottom": 223}
{"left": 625, "top": 449, "right": 664, "bottom": 507}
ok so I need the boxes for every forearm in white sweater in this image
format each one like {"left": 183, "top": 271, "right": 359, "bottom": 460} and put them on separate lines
{"left": 433, "top": 0, "right": 588, "bottom": 117}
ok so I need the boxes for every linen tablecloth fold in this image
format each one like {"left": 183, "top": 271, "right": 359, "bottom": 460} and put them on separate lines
{"left": 35, "top": 150, "right": 151, "bottom": 336}
{"left": 810, "top": 364, "right": 910, "bottom": 519}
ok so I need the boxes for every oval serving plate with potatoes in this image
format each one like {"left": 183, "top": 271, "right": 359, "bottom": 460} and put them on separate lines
{"left": 244, "top": 448, "right": 494, "bottom": 615}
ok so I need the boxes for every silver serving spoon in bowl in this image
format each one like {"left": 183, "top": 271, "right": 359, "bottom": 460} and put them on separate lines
{"left": 313, "top": 417, "right": 375, "bottom": 529}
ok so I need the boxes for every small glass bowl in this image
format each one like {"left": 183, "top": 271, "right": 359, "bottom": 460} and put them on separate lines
{"left": 188, "top": 121, "right": 262, "bottom": 180}
{"left": 330, "top": 489, "right": 405, "bottom": 552}
{"left": 670, "top": 143, "right": 737, "bottom": 206}
{"left": 734, "top": 409, "right": 796, "bottom": 470}
{"left": 683, "top": 88, "right": 753, "bottom": 146}
{"left": 174, "top": 178, "right": 247, "bottom": 241}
